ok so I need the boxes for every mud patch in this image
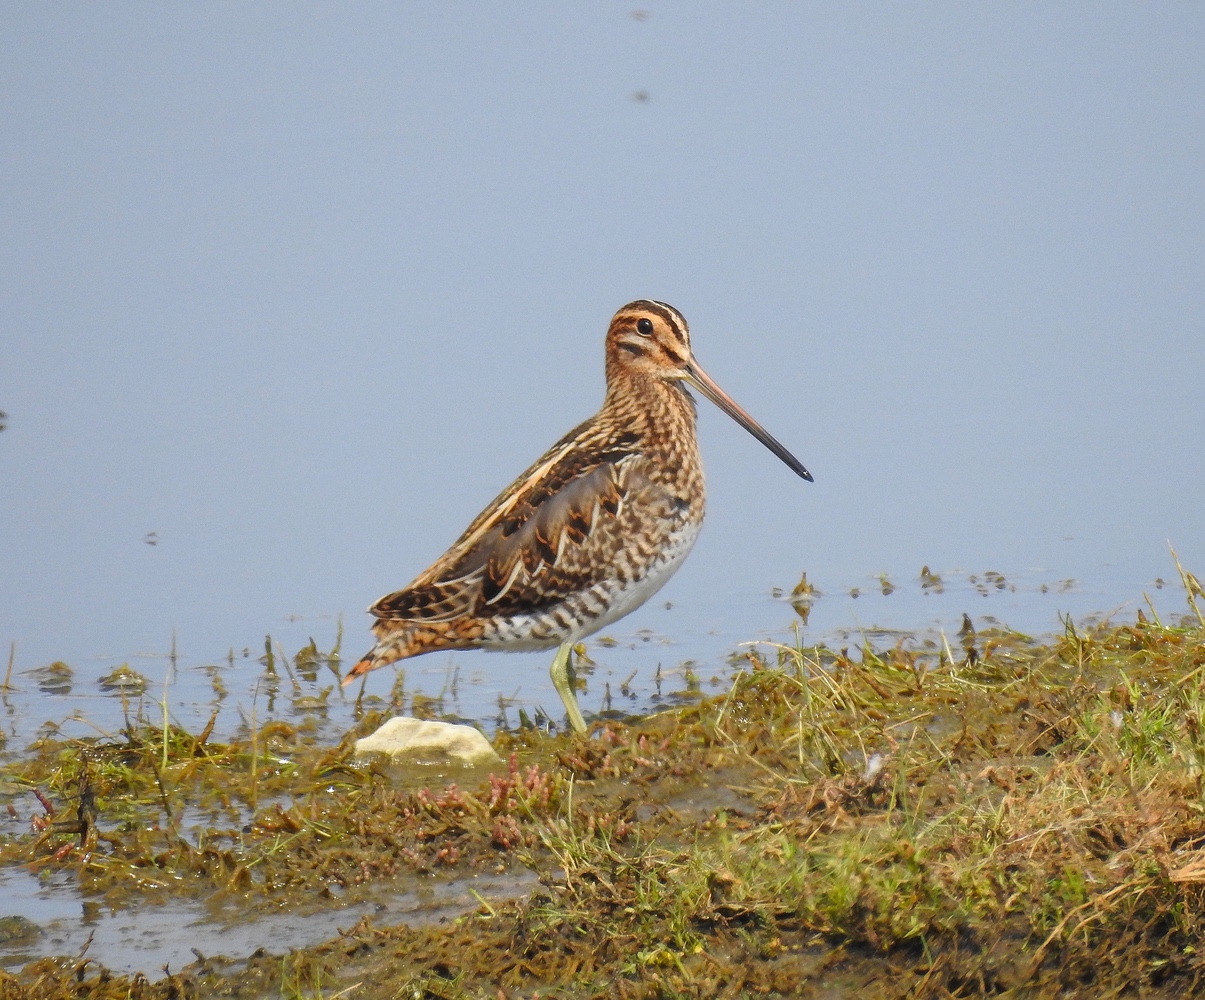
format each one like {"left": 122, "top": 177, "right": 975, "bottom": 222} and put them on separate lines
{"left": 1, "top": 584, "right": 1204, "bottom": 998}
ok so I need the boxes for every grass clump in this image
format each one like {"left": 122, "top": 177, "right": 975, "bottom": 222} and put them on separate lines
{"left": 305, "top": 601, "right": 1205, "bottom": 998}
{"left": 1, "top": 582, "right": 1205, "bottom": 997}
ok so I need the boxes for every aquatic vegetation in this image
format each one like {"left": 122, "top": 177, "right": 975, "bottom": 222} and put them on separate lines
{"left": 0, "top": 573, "right": 1204, "bottom": 997}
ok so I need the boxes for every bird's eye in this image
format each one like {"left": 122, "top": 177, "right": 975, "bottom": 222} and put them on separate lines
{"left": 636, "top": 318, "right": 654, "bottom": 336}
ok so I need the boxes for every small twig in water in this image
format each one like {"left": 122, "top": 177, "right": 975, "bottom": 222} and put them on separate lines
{"left": 1143, "top": 592, "right": 1163, "bottom": 627}
{"left": 146, "top": 752, "right": 180, "bottom": 841}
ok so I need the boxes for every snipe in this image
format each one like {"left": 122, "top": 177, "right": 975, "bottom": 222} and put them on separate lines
{"left": 344, "top": 300, "right": 811, "bottom": 732}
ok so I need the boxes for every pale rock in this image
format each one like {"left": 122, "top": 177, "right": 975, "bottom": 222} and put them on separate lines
{"left": 353, "top": 716, "right": 500, "bottom": 767}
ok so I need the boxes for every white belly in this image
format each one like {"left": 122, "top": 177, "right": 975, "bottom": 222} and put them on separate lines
{"left": 480, "top": 518, "right": 702, "bottom": 650}
{"left": 569, "top": 519, "right": 701, "bottom": 640}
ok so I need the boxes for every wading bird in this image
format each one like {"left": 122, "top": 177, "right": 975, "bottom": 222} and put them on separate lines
{"left": 344, "top": 300, "right": 812, "bottom": 732}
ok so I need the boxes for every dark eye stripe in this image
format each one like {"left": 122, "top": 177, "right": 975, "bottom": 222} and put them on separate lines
{"left": 644, "top": 300, "right": 689, "bottom": 344}
{"left": 614, "top": 299, "right": 690, "bottom": 347}
{"left": 660, "top": 346, "right": 686, "bottom": 366}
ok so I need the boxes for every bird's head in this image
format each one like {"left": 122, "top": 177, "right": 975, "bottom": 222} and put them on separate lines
{"left": 605, "top": 300, "right": 813, "bottom": 482}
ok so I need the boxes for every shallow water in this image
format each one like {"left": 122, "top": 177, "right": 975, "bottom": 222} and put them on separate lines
{"left": 0, "top": 864, "right": 535, "bottom": 975}
{"left": 0, "top": 561, "right": 1181, "bottom": 751}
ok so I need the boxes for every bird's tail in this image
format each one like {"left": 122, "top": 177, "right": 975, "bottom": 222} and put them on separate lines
{"left": 341, "top": 626, "right": 413, "bottom": 688}
{"left": 343, "top": 616, "right": 472, "bottom": 688}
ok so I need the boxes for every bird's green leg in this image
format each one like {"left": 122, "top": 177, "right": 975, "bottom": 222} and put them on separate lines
{"left": 549, "top": 641, "right": 587, "bottom": 735}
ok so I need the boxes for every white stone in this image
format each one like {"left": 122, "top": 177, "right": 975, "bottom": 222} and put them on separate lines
{"left": 353, "top": 716, "right": 500, "bottom": 767}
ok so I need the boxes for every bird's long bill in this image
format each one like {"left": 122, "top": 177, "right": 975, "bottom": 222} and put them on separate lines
{"left": 684, "top": 359, "right": 813, "bottom": 482}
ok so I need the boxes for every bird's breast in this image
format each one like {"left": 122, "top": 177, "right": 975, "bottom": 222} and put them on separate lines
{"left": 477, "top": 483, "right": 704, "bottom": 651}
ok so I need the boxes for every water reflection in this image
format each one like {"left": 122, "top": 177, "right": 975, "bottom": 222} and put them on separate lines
{"left": 0, "top": 865, "right": 535, "bottom": 977}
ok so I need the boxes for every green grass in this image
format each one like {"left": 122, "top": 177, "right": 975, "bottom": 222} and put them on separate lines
{"left": 2, "top": 572, "right": 1205, "bottom": 998}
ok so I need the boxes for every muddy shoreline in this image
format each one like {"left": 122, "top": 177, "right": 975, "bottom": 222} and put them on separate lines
{"left": 2, "top": 588, "right": 1204, "bottom": 999}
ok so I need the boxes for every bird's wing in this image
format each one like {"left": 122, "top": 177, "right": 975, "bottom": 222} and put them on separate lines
{"left": 368, "top": 419, "right": 661, "bottom": 623}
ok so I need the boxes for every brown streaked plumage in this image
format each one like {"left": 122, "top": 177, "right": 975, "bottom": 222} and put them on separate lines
{"left": 344, "top": 300, "right": 812, "bottom": 733}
